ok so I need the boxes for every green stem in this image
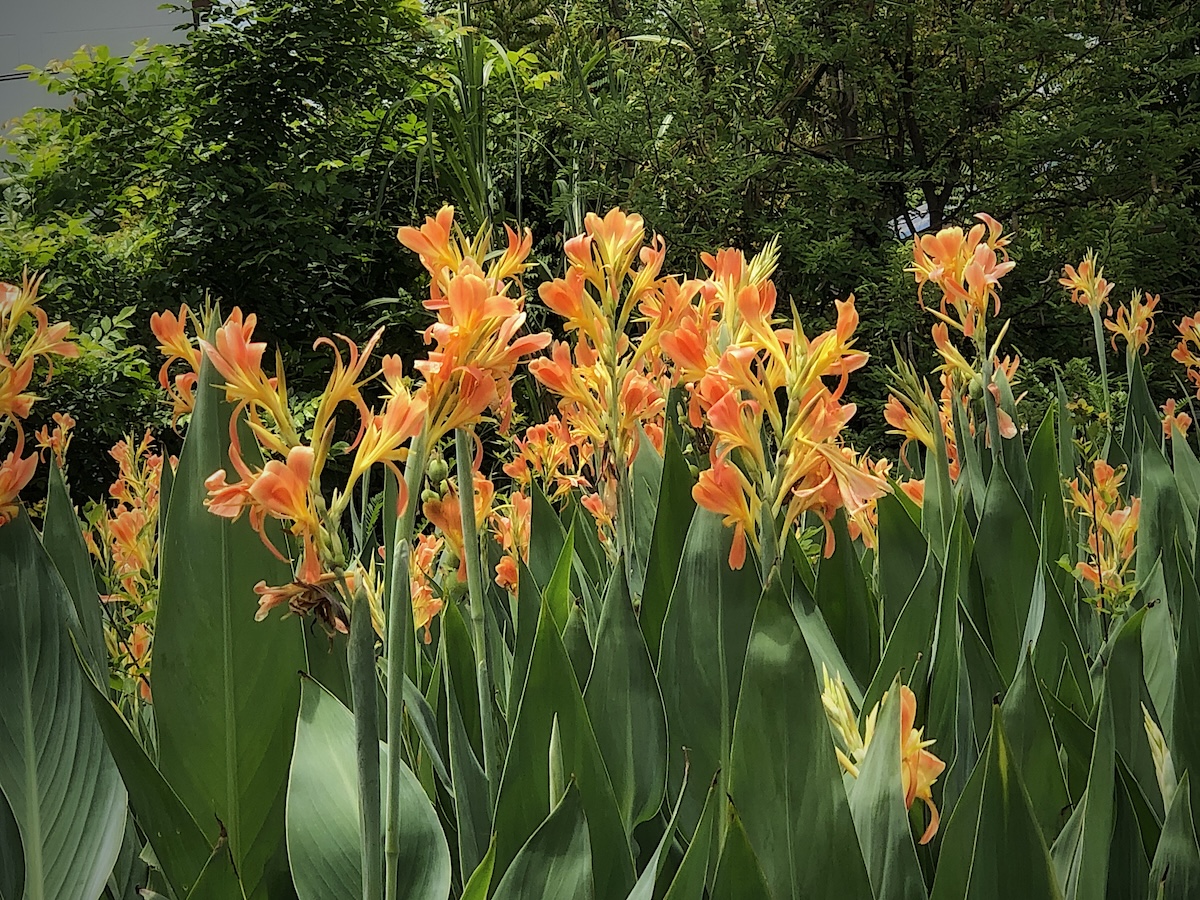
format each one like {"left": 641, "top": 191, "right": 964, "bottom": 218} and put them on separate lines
{"left": 980, "top": 351, "right": 1003, "bottom": 460}
{"left": 455, "top": 427, "right": 500, "bottom": 809}
{"left": 384, "top": 430, "right": 429, "bottom": 900}
{"left": 349, "top": 587, "right": 382, "bottom": 900}
{"left": 1090, "top": 306, "right": 1113, "bottom": 438}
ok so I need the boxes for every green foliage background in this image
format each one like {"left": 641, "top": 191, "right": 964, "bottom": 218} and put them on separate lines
{"left": 4, "top": 0, "right": 1200, "bottom": 496}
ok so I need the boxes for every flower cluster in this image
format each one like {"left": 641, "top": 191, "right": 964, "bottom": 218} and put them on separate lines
{"left": 150, "top": 304, "right": 203, "bottom": 426}
{"left": 85, "top": 431, "right": 171, "bottom": 703}
{"left": 1059, "top": 251, "right": 1114, "bottom": 312}
{"left": 1106, "top": 292, "right": 1158, "bottom": 356}
{"left": 1068, "top": 459, "right": 1139, "bottom": 612}
{"left": 657, "top": 241, "right": 886, "bottom": 567}
{"left": 821, "top": 666, "right": 945, "bottom": 844}
{"left": 0, "top": 272, "right": 79, "bottom": 524}
{"left": 1173, "top": 313, "right": 1200, "bottom": 399}
{"left": 528, "top": 209, "right": 674, "bottom": 546}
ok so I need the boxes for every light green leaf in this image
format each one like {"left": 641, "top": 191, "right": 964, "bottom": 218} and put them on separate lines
{"left": 286, "top": 678, "right": 451, "bottom": 900}
{"left": 877, "top": 491, "right": 930, "bottom": 639}
{"left": 1002, "top": 651, "right": 1070, "bottom": 842}
{"left": 814, "top": 510, "right": 879, "bottom": 687}
{"left": 708, "top": 806, "right": 773, "bottom": 900}
{"left": 929, "top": 704, "right": 1064, "bottom": 900}
{"left": 41, "top": 462, "right": 105, "bottom": 677}
{"left": 0, "top": 511, "right": 126, "bottom": 900}
{"left": 1049, "top": 683, "right": 1114, "bottom": 900}
{"left": 661, "top": 777, "right": 720, "bottom": 900}
{"left": 492, "top": 783, "right": 593, "bottom": 900}
{"left": 728, "top": 578, "right": 872, "bottom": 900}
{"left": 1148, "top": 774, "right": 1200, "bottom": 899}
{"left": 584, "top": 566, "right": 667, "bottom": 829}
{"left": 658, "top": 511, "right": 761, "bottom": 835}
{"left": 152, "top": 354, "right": 304, "bottom": 898}
{"left": 848, "top": 682, "right": 928, "bottom": 900}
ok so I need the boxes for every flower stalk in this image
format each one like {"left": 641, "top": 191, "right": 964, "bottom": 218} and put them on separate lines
{"left": 384, "top": 428, "right": 428, "bottom": 900}
{"left": 348, "top": 583, "right": 382, "bottom": 900}
{"left": 455, "top": 427, "right": 500, "bottom": 806}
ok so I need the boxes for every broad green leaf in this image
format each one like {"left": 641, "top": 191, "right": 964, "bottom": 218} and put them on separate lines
{"left": 1099, "top": 608, "right": 1165, "bottom": 820}
{"left": 402, "top": 673, "right": 450, "bottom": 790}
{"left": 728, "top": 579, "right": 872, "bottom": 900}
{"left": 1049, "top": 683, "right": 1114, "bottom": 900}
{"left": 563, "top": 600, "right": 593, "bottom": 686}
{"left": 0, "top": 511, "right": 126, "bottom": 900}
{"left": 492, "top": 784, "right": 593, "bottom": 900}
{"left": 544, "top": 523, "right": 576, "bottom": 634}
{"left": 638, "top": 427, "right": 696, "bottom": 660}
{"left": 708, "top": 806, "right": 773, "bottom": 900}
{"left": 1137, "top": 439, "right": 1184, "bottom": 593}
{"left": 628, "top": 428, "right": 665, "bottom": 597}
{"left": 783, "top": 533, "right": 863, "bottom": 707}
{"left": 41, "top": 462, "right": 105, "bottom": 677}
{"left": 1027, "top": 408, "right": 1070, "bottom": 598}
{"left": 975, "top": 462, "right": 1040, "bottom": 680}
{"left": 0, "top": 788, "right": 23, "bottom": 900}
{"left": 493, "top": 602, "right": 633, "bottom": 899}
{"left": 1121, "top": 359, "right": 1159, "bottom": 465}
{"left": 848, "top": 683, "right": 928, "bottom": 900}
{"left": 443, "top": 643, "right": 489, "bottom": 880}
{"left": 1106, "top": 775, "right": 1150, "bottom": 900}
{"left": 815, "top": 510, "right": 879, "bottom": 687}
{"left": 506, "top": 558, "right": 541, "bottom": 714}
{"left": 152, "top": 356, "right": 303, "bottom": 898}
{"left": 104, "top": 817, "right": 147, "bottom": 900}
{"left": 1001, "top": 651, "right": 1070, "bottom": 841}
{"left": 658, "top": 510, "right": 761, "bottom": 835}
{"left": 1147, "top": 775, "right": 1200, "bottom": 900}
{"left": 1172, "top": 547, "right": 1200, "bottom": 814}
{"left": 286, "top": 679, "right": 451, "bottom": 900}
{"left": 584, "top": 566, "right": 668, "bottom": 829}
{"left": 878, "top": 492, "right": 930, "bottom": 638}
{"left": 661, "top": 777, "right": 720, "bottom": 900}
{"left": 529, "top": 482, "right": 568, "bottom": 591}
{"left": 442, "top": 599, "right": 482, "bottom": 761}
{"left": 863, "top": 546, "right": 941, "bottom": 717}
{"left": 1172, "top": 428, "right": 1200, "bottom": 552}
{"left": 929, "top": 704, "right": 1064, "bottom": 900}
{"left": 88, "top": 683, "right": 238, "bottom": 897}
{"left": 626, "top": 766, "right": 686, "bottom": 900}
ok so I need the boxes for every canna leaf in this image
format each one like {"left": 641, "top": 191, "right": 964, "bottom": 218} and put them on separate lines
{"left": 728, "top": 577, "right": 873, "bottom": 900}
{"left": 658, "top": 510, "right": 761, "bottom": 835}
{"left": 1002, "top": 651, "right": 1070, "bottom": 842}
{"left": 1049, "top": 682, "right": 1115, "bottom": 900}
{"left": 814, "top": 510, "right": 879, "bottom": 688}
{"left": 877, "top": 491, "right": 930, "bottom": 639}
{"left": 661, "top": 776, "right": 721, "bottom": 900}
{"left": 584, "top": 565, "right": 668, "bottom": 830}
{"left": 151, "top": 354, "right": 304, "bottom": 899}
{"left": 708, "top": 805, "right": 774, "bottom": 900}
{"left": 1147, "top": 774, "right": 1200, "bottom": 900}
{"left": 491, "top": 783, "right": 593, "bottom": 900}
{"left": 0, "top": 511, "right": 126, "bottom": 900}
{"left": 286, "top": 678, "right": 451, "bottom": 900}
{"left": 929, "top": 704, "right": 1064, "bottom": 900}
{"left": 638, "top": 426, "right": 696, "bottom": 660}
{"left": 847, "top": 682, "right": 928, "bottom": 900}
{"left": 493, "top": 598, "right": 634, "bottom": 899}
{"left": 41, "top": 461, "right": 106, "bottom": 678}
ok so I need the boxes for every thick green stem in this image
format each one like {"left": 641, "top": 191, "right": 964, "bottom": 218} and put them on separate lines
{"left": 349, "top": 588, "right": 382, "bottom": 900}
{"left": 384, "top": 430, "right": 429, "bottom": 900}
{"left": 455, "top": 427, "right": 500, "bottom": 808}
{"left": 1091, "top": 306, "right": 1113, "bottom": 437}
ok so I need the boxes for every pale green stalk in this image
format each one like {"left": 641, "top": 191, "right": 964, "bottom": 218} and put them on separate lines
{"left": 1090, "top": 305, "right": 1113, "bottom": 436}
{"left": 385, "top": 429, "right": 429, "bottom": 900}
{"left": 455, "top": 427, "right": 500, "bottom": 807}
{"left": 348, "top": 584, "right": 382, "bottom": 900}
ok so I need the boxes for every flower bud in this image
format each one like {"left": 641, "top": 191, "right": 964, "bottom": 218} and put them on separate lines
{"left": 427, "top": 456, "right": 449, "bottom": 484}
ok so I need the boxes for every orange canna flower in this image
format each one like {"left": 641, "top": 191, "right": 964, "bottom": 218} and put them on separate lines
{"left": 35, "top": 411, "right": 75, "bottom": 467}
{"left": 410, "top": 533, "right": 446, "bottom": 643}
{"left": 1060, "top": 251, "right": 1114, "bottom": 311}
{"left": 1106, "top": 291, "right": 1158, "bottom": 355}
{"left": 150, "top": 304, "right": 202, "bottom": 423}
{"left": 1163, "top": 399, "right": 1192, "bottom": 439}
{"left": 0, "top": 441, "right": 37, "bottom": 525}
{"left": 692, "top": 451, "right": 758, "bottom": 569}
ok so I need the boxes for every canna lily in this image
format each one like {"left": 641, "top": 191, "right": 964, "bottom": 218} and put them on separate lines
{"left": 1060, "top": 251, "right": 1114, "bottom": 311}
{"left": 35, "top": 411, "right": 75, "bottom": 467}
{"left": 0, "top": 441, "right": 37, "bottom": 525}
{"left": 822, "top": 666, "right": 945, "bottom": 844}
{"left": 692, "top": 451, "right": 758, "bottom": 569}
{"left": 1106, "top": 291, "right": 1158, "bottom": 355}
{"left": 1163, "top": 399, "right": 1192, "bottom": 439}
